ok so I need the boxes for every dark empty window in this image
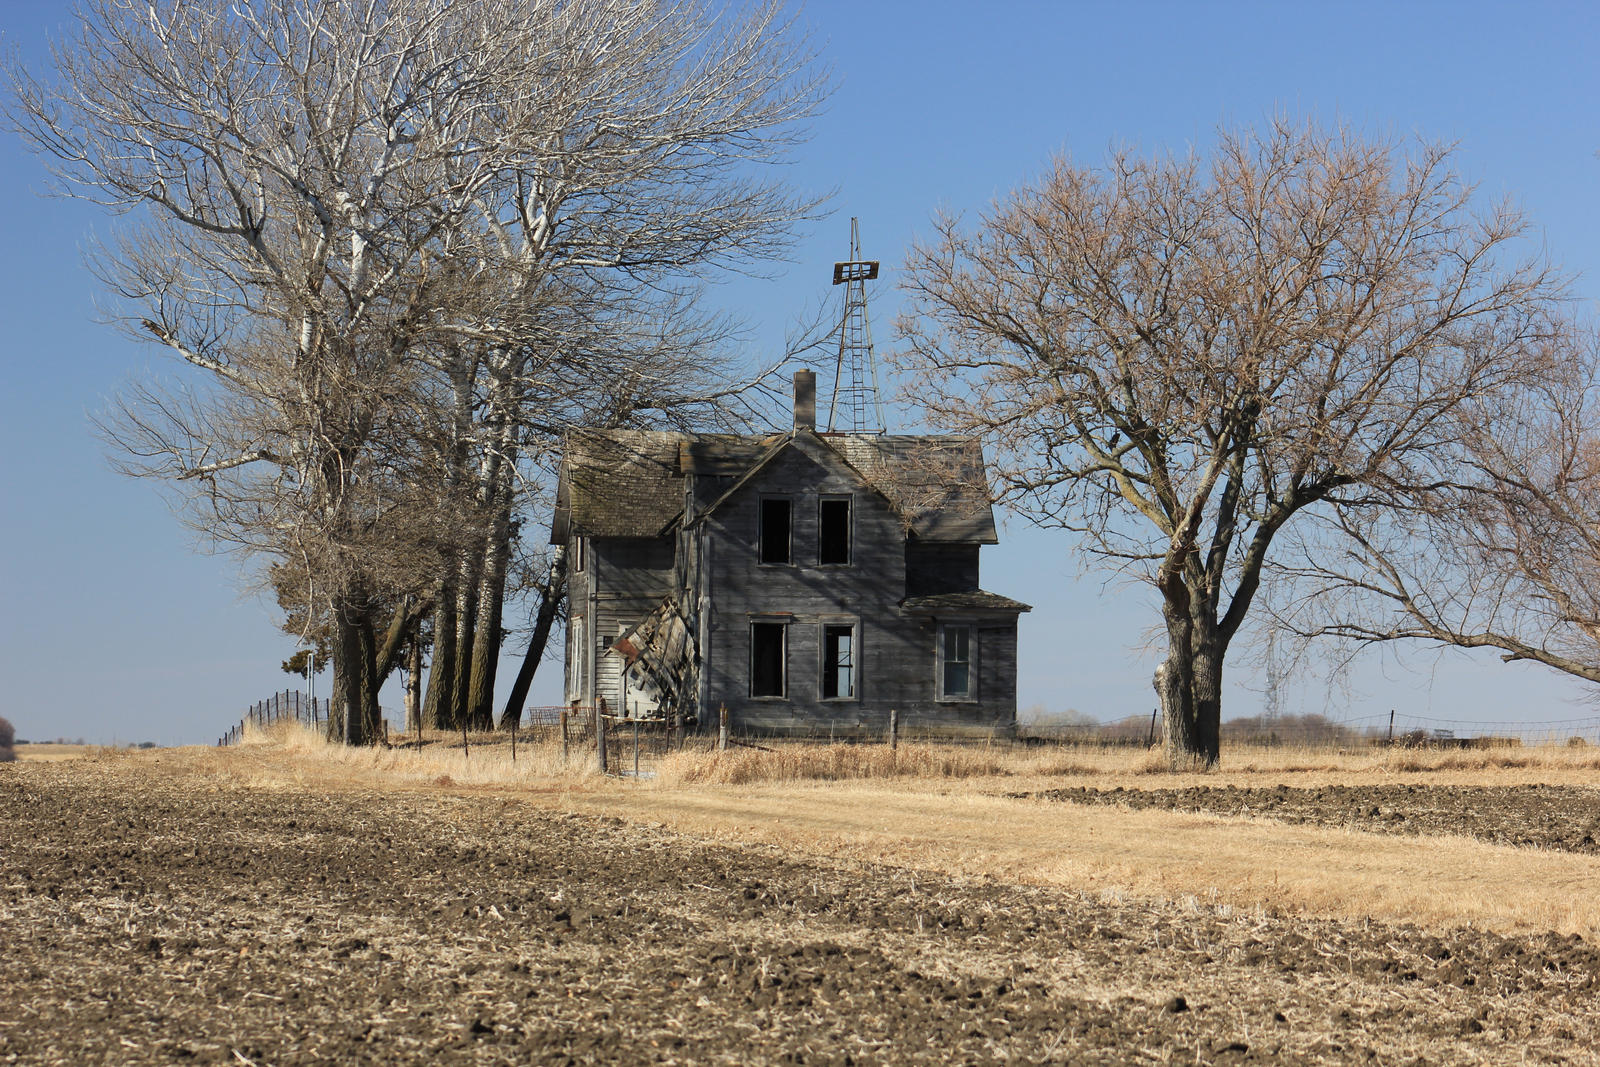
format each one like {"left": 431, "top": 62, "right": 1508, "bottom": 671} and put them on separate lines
{"left": 822, "top": 624, "right": 856, "bottom": 699}
{"left": 941, "top": 624, "right": 972, "bottom": 699}
{"left": 759, "top": 498, "right": 791, "bottom": 564}
{"left": 751, "top": 622, "right": 786, "bottom": 697}
{"left": 819, "top": 498, "right": 851, "bottom": 565}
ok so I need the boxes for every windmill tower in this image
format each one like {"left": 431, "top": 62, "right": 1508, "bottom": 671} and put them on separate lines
{"left": 827, "top": 218, "right": 887, "bottom": 434}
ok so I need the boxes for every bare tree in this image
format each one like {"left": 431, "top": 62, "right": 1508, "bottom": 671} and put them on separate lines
{"left": 7, "top": 0, "right": 826, "bottom": 742}
{"left": 895, "top": 119, "right": 1574, "bottom": 767}
{"left": 1272, "top": 338, "right": 1600, "bottom": 686}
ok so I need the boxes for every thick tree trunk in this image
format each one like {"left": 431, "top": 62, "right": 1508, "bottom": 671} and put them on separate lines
{"left": 332, "top": 592, "right": 381, "bottom": 746}
{"left": 497, "top": 548, "right": 568, "bottom": 729}
{"left": 450, "top": 553, "right": 479, "bottom": 726}
{"left": 325, "top": 654, "right": 345, "bottom": 743}
{"left": 373, "top": 596, "right": 425, "bottom": 684}
{"left": 404, "top": 636, "right": 422, "bottom": 733}
{"left": 1153, "top": 606, "right": 1223, "bottom": 769}
{"left": 467, "top": 501, "right": 512, "bottom": 730}
{"left": 466, "top": 422, "right": 518, "bottom": 730}
{"left": 423, "top": 575, "right": 457, "bottom": 730}
{"left": 426, "top": 360, "right": 477, "bottom": 732}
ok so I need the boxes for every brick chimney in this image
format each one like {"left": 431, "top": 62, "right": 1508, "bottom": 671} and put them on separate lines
{"left": 793, "top": 369, "right": 816, "bottom": 431}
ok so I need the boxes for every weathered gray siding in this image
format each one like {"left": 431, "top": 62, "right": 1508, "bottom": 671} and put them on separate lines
{"left": 595, "top": 537, "right": 675, "bottom": 598}
{"left": 559, "top": 428, "right": 1024, "bottom": 738}
{"left": 905, "top": 542, "right": 981, "bottom": 596}
{"left": 696, "top": 435, "right": 1015, "bottom": 737}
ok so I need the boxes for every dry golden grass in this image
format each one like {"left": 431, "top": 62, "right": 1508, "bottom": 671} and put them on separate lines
{"left": 12, "top": 743, "right": 101, "bottom": 762}
{"left": 654, "top": 736, "right": 1600, "bottom": 787}
{"left": 652, "top": 740, "right": 1162, "bottom": 785}
{"left": 217, "top": 719, "right": 603, "bottom": 789}
{"left": 555, "top": 782, "right": 1600, "bottom": 937}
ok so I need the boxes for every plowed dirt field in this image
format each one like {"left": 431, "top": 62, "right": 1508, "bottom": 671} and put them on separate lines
{"left": 3, "top": 758, "right": 1598, "bottom": 1064}
{"left": 1025, "top": 783, "right": 1600, "bottom": 854}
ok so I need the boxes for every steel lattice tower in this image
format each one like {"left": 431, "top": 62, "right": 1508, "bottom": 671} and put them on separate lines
{"left": 827, "top": 218, "right": 887, "bottom": 434}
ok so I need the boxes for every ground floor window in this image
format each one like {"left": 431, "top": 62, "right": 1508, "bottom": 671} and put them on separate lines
{"left": 750, "top": 621, "right": 787, "bottom": 697}
{"left": 822, "top": 623, "right": 857, "bottom": 699}
{"left": 939, "top": 623, "right": 973, "bottom": 699}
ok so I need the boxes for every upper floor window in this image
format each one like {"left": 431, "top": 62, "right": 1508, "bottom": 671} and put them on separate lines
{"left": 759, "top": 497, "right": 791, "bottom": 564}
{"left": 819, "top": 497, "right": 851, "bottom": 565}
{"left": 572, "top": 536, "right": 586, "bottom": 574}
{"left": 939, "top": 623, "right": 973, "bottom": 700}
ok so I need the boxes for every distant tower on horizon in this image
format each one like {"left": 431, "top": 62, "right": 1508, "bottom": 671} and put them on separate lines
{"left": 827, "top": 218, "right": 888, "bottom": 434}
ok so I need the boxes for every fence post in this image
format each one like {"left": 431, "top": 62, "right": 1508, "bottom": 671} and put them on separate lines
{"left": 1388, "top": 709, "right": 1395, "bottom": 745}
{"left": 511, "top": 713, "right": 518, "bottom": 764}
{"left": 461, "top": 714, "right": 470, "bottom": 759}
{"left": 719, "top": 704, "right": 728, "bottom": 752}
{"left": 1147, "top": 708, "right": 1158, "bottom": 748}
{"left": 596, "top": 701, "right": 608, "bottom": 773}
{"left": 889, "top": 707, "right": 899, "bottom": 752}
{"left": 561, "top": 707, "right": 570, "bottom": 764}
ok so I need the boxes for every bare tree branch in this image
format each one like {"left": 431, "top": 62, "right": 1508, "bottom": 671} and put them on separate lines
{"left": 895, "top": 118, "right": 1575, "bottom": 767}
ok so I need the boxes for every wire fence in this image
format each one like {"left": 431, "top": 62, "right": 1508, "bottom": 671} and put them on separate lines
{"left": 218, "top": 695, "right": 1600, "bottom": 756}
{"left": 217, "top": 690, "right": 329, "bottom": 746}
{"left": 516, "top": 706, "right": 681, "bottom": 775}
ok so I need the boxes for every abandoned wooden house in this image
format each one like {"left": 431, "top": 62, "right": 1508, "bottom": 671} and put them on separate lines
{"left": 551, "top": 370, "right": 1029, "bottom": 737}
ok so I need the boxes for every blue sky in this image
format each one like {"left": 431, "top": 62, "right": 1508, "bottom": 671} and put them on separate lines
{"left": 4, "top": 1, "right": 1599, "bottom": 744}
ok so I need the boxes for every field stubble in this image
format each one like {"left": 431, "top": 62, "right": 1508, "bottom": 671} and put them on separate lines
{"left": 3, "top": 729, "right": 1599, "bottom": 1064}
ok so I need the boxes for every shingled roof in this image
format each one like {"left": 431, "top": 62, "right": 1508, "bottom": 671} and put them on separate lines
{"left": 554, "top": 427, "right": 998, "bottom": 543}
{"left": 825, "top": 434, "right": 997, "bottom": 543}
{"left": 901, "top": 591, "right": 1032, "bottom": 614}
{"left": 554, "top": 429, "right": 684, "bottom": 541}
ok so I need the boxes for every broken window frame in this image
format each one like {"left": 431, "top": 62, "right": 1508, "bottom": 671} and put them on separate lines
{"left": 936, "top": 621, "right": 975, "bottom": 701}
{"left": 820, "top": 619, "right": 859, "bottom": 701}
{"left": 758, "top": 496, "right": 792, "bottom": 565}
{"left": 749, "top": 618, "right": 789, "bottom": 698}
{"left": 818, "top": 496, "right": 852, "bottom": 566}
{"left": 573, "top": 535, "right": 586, "bottom": 574}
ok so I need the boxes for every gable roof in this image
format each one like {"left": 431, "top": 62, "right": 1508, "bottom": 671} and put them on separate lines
{"left": 555, "top": 427, "right": 998, "bottom": 543}
{"left": 555, "top": 429, "right": 684, "bottom": 541}
{"left": 824, "top": 434, "right": 997, "bottom": 543}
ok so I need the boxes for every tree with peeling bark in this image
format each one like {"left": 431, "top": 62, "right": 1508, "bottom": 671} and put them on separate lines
{"left": 895, "top": 120, "right": 1574, "bottom": 767}
{"left": 7, "top": 0, "right": 825, "bottom": 742}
